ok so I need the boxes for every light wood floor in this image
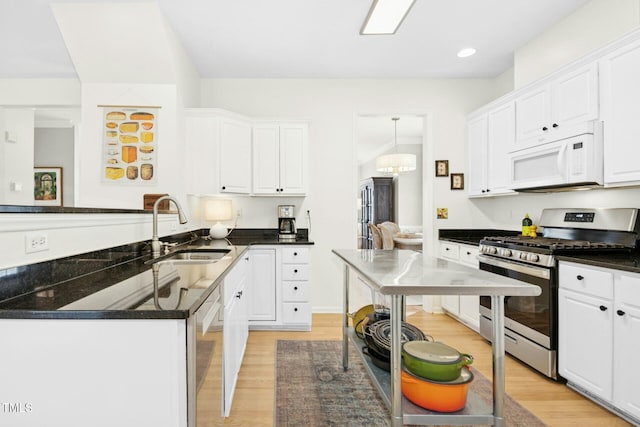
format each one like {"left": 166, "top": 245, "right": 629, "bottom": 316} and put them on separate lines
{"left": 225, "top": 312, "right": 632, "bottom": 426}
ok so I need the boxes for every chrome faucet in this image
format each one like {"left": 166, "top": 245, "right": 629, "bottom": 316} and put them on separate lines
{"left": 152, "top": 195, "right": 188, "bottom": 258}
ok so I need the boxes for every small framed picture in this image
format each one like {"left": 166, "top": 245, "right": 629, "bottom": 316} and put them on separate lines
{"left": 450, "top": 173, "right": 464, "bottom": 190}
{"left": 435, "top": 160, "right": 449, "bottom": 177}
{"left": 34, "top": 167, "right": 63, "bottom": 206}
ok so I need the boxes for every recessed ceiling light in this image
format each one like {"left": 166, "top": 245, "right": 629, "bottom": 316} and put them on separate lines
{"left": 457, "top": 48, "right": 477, "bottom": 58}
{"left": 361, "top": 0, "right": 416, "bottom": 35}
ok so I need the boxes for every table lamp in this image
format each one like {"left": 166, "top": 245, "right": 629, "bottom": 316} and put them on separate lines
{"left": 206, "top": 199, "right": 232, "bottom": 239}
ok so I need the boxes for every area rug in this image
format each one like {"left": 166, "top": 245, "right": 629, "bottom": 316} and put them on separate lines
{"left": 275, "top": 340, "right": 547, "bottom": 427}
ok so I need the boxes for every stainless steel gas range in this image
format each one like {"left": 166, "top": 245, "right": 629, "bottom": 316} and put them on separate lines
{"left": 477, "top": 208, "right": 640, "bottom": 380}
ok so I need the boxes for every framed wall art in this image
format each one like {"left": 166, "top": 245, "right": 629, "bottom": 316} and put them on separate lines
{"left": 450, "top": 173, "right": 464, "bottom": 190}
{"left": 435, "top": 160, "right": 449, "bottom": 177}
{"left": 100, "top": 105, "right": 160, "bottom": 185}
{"left": 34, "top": 167, "right": 63, "bottom": 206}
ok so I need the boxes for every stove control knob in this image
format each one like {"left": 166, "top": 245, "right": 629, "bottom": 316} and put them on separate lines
{"left": 519, "top": 253, "right": 527, "bottom": 260}
{"left": 527, "top": 253, "right": 540, "bottom": 262}
{"left": 501, "top": 249, "right": 512, "bottom": 257}
{"left": 488, "top": 247, "right": 498, "bottom": 255}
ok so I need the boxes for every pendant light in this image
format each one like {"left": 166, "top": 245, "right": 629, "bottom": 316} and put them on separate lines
{"left": 375, "top": 117, "right": 416, "bottom": 176}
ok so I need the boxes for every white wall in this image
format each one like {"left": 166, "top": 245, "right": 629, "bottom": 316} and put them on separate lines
{"left": 514, "top": 0, "right": 640, "bottom": 88}
{"left": 0, "top": 108, "right": 35, "bottom": 206}
{"left": 200, "top": 78, "right": 497, "bottom": 312}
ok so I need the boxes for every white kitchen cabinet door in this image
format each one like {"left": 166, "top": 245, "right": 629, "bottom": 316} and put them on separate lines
{"left": 601, "top": 38, "right": 640, "bottom": 185}
{"left": 248, "top": 248, "right": 276, "bottom": 321}
{"left": 219, "top": 118, "right": 252, "bottom": 194}
{"left": 252, "top": 125, "right": 280, "bottom": 194}
{"left": 485, "top": 102, "right": 515, "bottom": 195}
{"left": 467, "top": 114, "right": 487, "bottom": 196}
{"left": 612, "top": 273, "right": 640, "bottom": 420}
{"left": 252, "top": 122, "right": 308, "bottom": 195}
{"left": 279, "top": 124, "right": 308, "bottom": 194}
{"left": 515, "top": 85, "right": 551, "bottom": 143}
{"left": 514, "top": 63, "right": 598, "bottom": 150}
{"left": 558, "top": 288, "right": 613, "bottom": 402}
{"left": 223, "top": 258, "right": 250, "bottom": 416}
{"left": 551, "top": 63, "right": 599, "bottom": 129}
{"left": 185, "top": 114, "right": 219, "bottom": 195}
{"left": 441, "top": 294, "right": 460, "bottom": 316}
{"left": 467, "top": 101, "right": 515, "bottom": 197}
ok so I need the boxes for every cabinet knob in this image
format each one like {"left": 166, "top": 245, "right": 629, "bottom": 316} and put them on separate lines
{"left": 293, "top": 252, "right": 298, "bottom": 256}
{"left": 481, "top": 189, "right": 486, "bottom": 193}
{"left": 280, "top": 188, "right": 284, "bottom": 192}
{"left": 576, "top": 275, "right": 584, "bottom": 280}
{"left": 294, "top": 286, "right": 298, "bottom": 291}
{"left": 244, "top": 257, "right": 249, "bottom": 261}
{"left": 542, "top": 126, "right": 548, "bottom": 131}
{"left": 236, "top": 290, "right": 243, "bottom": 299}
{"left": 294, "top": 269, "right": 298, "bottom": 273}
{"left": 552, "top": 123, "right": 559, "bottom": 128}
{"left": 466, "top": 251, "right": 471, "bottom": 255}
{"left": 599, "top": 305, "right": 607, "bottom": 311}
{"left": 486, "top": 189, "right": 490, "bottom": 192}
{"left": 445, "top": 248, "right": 450, "bottom": 251}
{"left": 221, "top": 186, "right": 226, "bottom": 190}
{"left": 294, "top": 307, "right": 298, "bottom": 312}
{"left": 617, "top": 309, "right": 626, "bottom": 316}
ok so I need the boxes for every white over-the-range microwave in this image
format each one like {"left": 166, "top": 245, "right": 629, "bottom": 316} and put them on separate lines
{"left": 509, "top": 121, "right": 604, "bottom": 192}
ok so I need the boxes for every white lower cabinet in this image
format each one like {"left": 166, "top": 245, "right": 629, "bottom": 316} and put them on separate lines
{"left": 223, "top": 255, "right": 250, "bottom": 417}
{"left": 438, "top": 241, "right": 480, "bottom": 331}
{"left": 248, "top": 248, "right": 276, "bottom": 321}
{"left": 559, "top": 261, "right": 640, "bottom": 423}
{"left": 247, "top": 245, "right": 312, "bottom": 331}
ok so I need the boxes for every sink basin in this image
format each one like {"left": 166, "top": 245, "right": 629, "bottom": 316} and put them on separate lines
{"left": 147, "top": 249, "right": 231, "bottom": 265}
{"left": 170, "top": 251, "right": 228, "bottom": 261}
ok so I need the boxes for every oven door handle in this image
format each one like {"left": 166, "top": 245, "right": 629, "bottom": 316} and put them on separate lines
{"left": 478, "top": 255, "right": 551, "bottom": 280}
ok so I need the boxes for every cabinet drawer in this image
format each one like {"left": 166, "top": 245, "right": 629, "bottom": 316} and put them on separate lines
{"left": 282, "top": 247, "right": 309, "bottom": 264}
{"left": 439, "top": 242, "right": 459, "bottom": 261}
{"left": 459, "top": 245, "right": 479, "bottom": 268}
{"left": 282, "top": 302, "right": 312, "bottom": 324}
{"left": 282, "top": 264, "right": 309, "bottom": 281}
{"left": 559, "top": 262, "right": 613, "bottom": 299}
{"left": 282, "top": 281, "right": 309, "bottom": 302}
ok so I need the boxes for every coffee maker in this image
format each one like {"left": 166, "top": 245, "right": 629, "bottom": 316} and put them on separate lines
{"left": 278, "top": 205, "right": 297, "bottom": 241}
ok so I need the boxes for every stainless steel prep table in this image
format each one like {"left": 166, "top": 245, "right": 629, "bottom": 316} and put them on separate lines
{"left": 333, "top": 249, "right": 541, "bottom": 427}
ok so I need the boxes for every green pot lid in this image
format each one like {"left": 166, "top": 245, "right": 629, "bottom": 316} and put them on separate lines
{"left": 402, "top": 341, "right": 463, "bottom": 364}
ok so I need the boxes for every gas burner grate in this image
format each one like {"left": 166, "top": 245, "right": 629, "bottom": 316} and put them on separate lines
{"left": 481, "top": 236, "right": 626, "bottom": 251}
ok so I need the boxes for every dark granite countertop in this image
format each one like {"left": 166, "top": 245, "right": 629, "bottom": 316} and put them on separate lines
{"left": 558, "top": 251, "right": 640, "bottom": 274}
{"left": 438, "top": 229, "right": 520, "bottom": 246}
{"left": 0, "top": 228, "right": 313, "bottom": 320}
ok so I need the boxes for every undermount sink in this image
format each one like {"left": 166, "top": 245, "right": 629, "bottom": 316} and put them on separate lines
{"left": 147, "top": 249, "right": 231, "bottom": 265}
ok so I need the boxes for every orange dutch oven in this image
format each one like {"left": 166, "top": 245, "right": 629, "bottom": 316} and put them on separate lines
{"left": 400, "top": 367, "right": 473, "bottom": 412}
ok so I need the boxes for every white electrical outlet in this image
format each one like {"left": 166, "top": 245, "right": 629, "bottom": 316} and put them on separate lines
{"left": 237, "top": 208, "right": 242, "bottom": 218}
{"left": 25, "top": 232, "right": 49, "bottom": 254}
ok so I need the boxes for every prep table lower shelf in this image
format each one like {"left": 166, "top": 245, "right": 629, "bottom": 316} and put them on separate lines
{"left": 347, "top": 329, "right": 495, "bottom": 426}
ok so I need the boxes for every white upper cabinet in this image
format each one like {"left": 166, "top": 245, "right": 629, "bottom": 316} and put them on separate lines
{"left": 252, "top": 122, "right": 308, "bottom": 195}
{"left": 467, "top": 101, "right": 515, "bottom": 197}
{"left": 185, "top": 112, "right": 219, "bottom": 196}
{"left": 514, "top": 63, "right": 599, "bottom": 150}
{"left": 219, "top": 118, "right": 252, "bottom": 194}
{"left": 600, "top": 37, "right": 640, "bottom": 186}
{"left": 184, "top": 109, "right": 252, "bottom": 195}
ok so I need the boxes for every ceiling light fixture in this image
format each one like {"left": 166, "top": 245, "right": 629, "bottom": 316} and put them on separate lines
{"left": 457, "top": 48, "right": 477, "bottom": 58}
{"left": 376, "top": 118, "right": 416, "bottom": 176}
{"left": 360, "top": 0, "right": 416, "bottom": 35}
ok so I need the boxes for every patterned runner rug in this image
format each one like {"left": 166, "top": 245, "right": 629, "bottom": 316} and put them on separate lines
{"left": 275, "top": 340, "right": 547, "bottom": 427}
